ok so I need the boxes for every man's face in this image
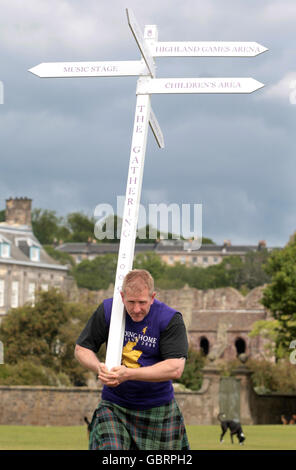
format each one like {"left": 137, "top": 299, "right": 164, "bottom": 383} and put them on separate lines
{"left": 121, "top": 286, "right": 156, "bottom": 322}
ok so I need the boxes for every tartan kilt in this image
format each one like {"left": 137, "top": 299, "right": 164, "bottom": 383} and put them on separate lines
{"left": 89, "top": 398, "right": 190, "bottom": 450}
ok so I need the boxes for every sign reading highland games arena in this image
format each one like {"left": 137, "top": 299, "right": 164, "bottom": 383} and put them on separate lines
{"left": 149, "top": 41, "right": 268, "bottom": 57}
{"left": 29, "top": 8, "right": 267, "bottom": 369}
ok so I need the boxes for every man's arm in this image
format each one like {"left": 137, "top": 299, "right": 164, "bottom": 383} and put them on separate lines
{"left": 74, "top": 344, "right": 102, "bottom": 375}
{"left": 99, "top": 357, "right": 186, "bottom": 387}
{"left": 74, "top": 303, "right": 109, "bottom": 376}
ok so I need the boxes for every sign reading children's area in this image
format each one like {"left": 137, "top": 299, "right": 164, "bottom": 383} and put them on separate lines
{"left": 29, "top": 9, "right": 267, "bottom": 369}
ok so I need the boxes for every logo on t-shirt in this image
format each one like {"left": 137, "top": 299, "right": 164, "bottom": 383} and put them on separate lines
{"left": 122, "top": 326, "right": 157, "bottom": 368}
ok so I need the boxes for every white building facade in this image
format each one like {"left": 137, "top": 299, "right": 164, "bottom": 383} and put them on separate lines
{"left": 0, "top": 198, "right": 68, "bottom": 319}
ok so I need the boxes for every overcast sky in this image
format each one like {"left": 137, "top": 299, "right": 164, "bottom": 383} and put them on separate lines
{"left": 0, "top": 0, "right": 295, "bottom": 247}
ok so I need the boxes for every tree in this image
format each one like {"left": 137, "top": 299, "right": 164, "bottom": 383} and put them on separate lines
{"left": 32, "top": 208, "right": 97, "bottom": 245}
{"left": 31, "top": 208, "right": 65, "bottom": 245}
{"left": 134, "top": 252, "right": 166, "bottom": 280}
{"left": 249, "top": 319, "right": 280, "bottom": 360}
{"left": 236, "top": 250, "right": 271, "bottom": 290}
{"left": 43, "top": 245, "right": 75, "bottom": 267}
{"left": 0, "top": 288, "right": 96, "bottom": 385}
{"left": 261, "top": 234, "right": 296, "bottom": 358}
{"left": 72, "top": 254, "right": 117, "bottom": 290}
{"left": 201, "top": 237, "right": 215, "bottom": 244}
{"left": 0, "top": 289, "right": 69, "bottom": 367}
{"left": 95, "top": 214, "right": 122, "bottom": 242}
{"left": 66, "top": 212, "right": 95, "bottom": 242}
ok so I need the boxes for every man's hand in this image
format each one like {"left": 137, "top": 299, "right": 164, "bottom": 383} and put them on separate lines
{"left": 97, "top": 358, "right": 186, "bottom": 387}
{"left": 98, "top": 363, "right": 127, "bottom": 387}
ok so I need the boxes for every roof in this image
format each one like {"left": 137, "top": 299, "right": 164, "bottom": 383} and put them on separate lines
{"left": 56, "top": 240, "right": 278, "bottom": 256}
{"left": 0, "top": 223, "right": 68, "bottom": 271}
{"left": 57, "top": 242, "right": 156, "bottom": 255}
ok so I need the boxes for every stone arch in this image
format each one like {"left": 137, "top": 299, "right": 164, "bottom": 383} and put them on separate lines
{"left": 235, "top": 337, "right": 246, "bottom": 356}
{"left": 200, "top": 336, "right": 210, "bottom": 356}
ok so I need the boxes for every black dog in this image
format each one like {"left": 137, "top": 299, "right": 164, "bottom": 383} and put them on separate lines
{"left": 84, "top": 416, "right": 92, "bottom": 438}
{"left": 218, "top": 413, "right": 246, "bottom": 445}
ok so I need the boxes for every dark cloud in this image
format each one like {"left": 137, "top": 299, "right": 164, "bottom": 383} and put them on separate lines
{"left": 0, "top": 0, "right": 295, "bottom": 246}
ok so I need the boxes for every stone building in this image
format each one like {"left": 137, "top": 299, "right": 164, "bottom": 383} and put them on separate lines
{"left": 157, "top": 285, "right": 271, "bottom": 361}
{"left": 0, "top": 198, "right": 68, "bottom": 319}
{"left": 155, "top": 239, "right": 272, "bottom": 267}
{"left": 56, "top": 238, "right": 275, "bottom": 267}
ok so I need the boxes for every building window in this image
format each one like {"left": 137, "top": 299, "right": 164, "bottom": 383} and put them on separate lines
{"left": 30, "top": 246, "right": 40, "bottom": 262}
{"left": 28, "top": 282, "right": 35, "bottom": 306}
{"left": 192, "top": 256, "right": 197, "bottom": 265}
{"left": 41, "top": 283, "right": 48, "bottom": 291}
{"left": 0, "top": 242, "right": 10, "bottom": 258}
{"left": 202, "top": 256, "right": 208, "bottom": 263}
{"left": 168, "top": 256, "right": 175, "bottom": 265}
{"left": 0, "top": 280, "right": 4, "bottom": 307}
{"left": 11, "top": 281, "right": 19, "bottom": 308}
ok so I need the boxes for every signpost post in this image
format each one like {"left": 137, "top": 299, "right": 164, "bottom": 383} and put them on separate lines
{"left": 29, "top": 8, "right": 267, "bottom": 369}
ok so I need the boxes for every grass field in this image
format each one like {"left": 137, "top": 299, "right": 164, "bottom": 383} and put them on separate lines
{"left": 1, "top": 424, "right": 296, "bottom": 450}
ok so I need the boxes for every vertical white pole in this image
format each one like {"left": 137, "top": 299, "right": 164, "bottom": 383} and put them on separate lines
{"left": 105, "top": 93, "right": 151, "bottom": 369}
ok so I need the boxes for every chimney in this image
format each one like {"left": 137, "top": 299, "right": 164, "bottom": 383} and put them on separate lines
{"left": 223, "top": 240, "right": 231, "bottom": 247}
{"left": 5, "top": 197, "right": 32, "bottom": 226}
{"left": 258, "top": 240, "right": 267, "bottom": 250}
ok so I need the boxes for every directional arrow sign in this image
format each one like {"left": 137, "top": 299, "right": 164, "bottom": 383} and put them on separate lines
{"left": 137, "top": 77, "right": 264, "bottom": 94}
{"left": 126, "top": 8, "right": 155, "bottom": 78}
{"left": 29, "top": 60, "right": 149, "bottom": 78}
{"left": 149, "top": 107, "right": 164, "bottom": 149}
{"left": 150, "top": 41, "right": 268, "bottom": 57}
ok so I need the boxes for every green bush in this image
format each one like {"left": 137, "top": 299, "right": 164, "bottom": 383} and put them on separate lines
{"left": 43, "top": 245, "right": 75, "bottom": 267}
{"left": 0, "top": 359, "right": 71, "bottom": 386}
{"left": 72, "top": 254, "right": 117, "bottom": 290}
{"left": 0, "top": 289, "right": 97, "bottom": 386}
{"left": 248, "top": 358, "right": 296, "bottom": 394}
{"left": 175, "top": 347, "right": 205, "bottom": 391}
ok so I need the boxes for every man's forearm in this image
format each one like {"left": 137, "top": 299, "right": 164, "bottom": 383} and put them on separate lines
{"left": 127, "top": 358, "right": 185, "bottom": 382}
{"left": 74, "top": 344, "right": 101, "bottom": 374}
{"left": 103, "top": 358, "right": 186, "bottom": 386}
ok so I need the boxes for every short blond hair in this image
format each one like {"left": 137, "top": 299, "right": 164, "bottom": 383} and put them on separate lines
{"left": 122, "top": 269, "right": 155, "bottom": 296}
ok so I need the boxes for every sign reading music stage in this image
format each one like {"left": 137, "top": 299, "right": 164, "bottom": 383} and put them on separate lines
{"left": 29, "top": 8, "right": 267, "bottom": 369}
{"left": 29, "top": 60, "right": 149, "bottom": 78}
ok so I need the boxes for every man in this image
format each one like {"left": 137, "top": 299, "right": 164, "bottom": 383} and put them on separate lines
{"left": 75, "top": 269, "right": 190, "bottom": 450}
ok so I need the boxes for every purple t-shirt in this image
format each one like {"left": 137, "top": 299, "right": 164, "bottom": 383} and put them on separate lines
{"left": 102, "top": 298, "right": 177, "bottom": 409}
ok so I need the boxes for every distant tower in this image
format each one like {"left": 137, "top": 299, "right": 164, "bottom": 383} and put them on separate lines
{"left": 5, "top": 197, "right": 32, "bottom": 226}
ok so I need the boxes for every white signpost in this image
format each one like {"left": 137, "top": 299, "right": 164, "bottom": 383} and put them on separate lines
{"left": 29, "top": 60, "right": 149, "bottom": 78}
{"left": 29, "top": 9, "right": 267, "bottom": 369}
{"left": 137, "top": 77, "right": 264, "bottom": 95}
{"left": 148, "top": 41, "right": 268, "bottom": 57}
